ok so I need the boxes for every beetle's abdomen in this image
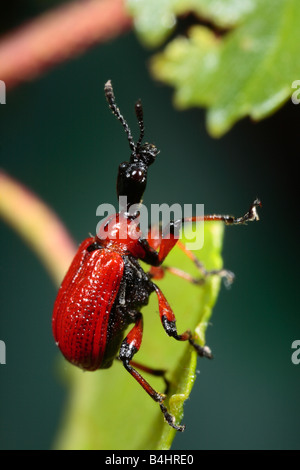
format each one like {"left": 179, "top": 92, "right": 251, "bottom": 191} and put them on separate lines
{"left": 52, "top": 238, "right": 124, "bottom": 371}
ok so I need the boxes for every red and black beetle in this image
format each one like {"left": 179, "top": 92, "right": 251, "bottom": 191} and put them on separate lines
{"left": 53, "top": 80, "right": 261, "bottom": 431}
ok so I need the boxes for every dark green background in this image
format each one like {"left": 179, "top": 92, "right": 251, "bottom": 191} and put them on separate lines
{"left": 0, "top": 1, "right": 299, "bottom": 450}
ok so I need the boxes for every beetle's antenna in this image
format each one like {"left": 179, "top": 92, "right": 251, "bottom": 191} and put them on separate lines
{"left": 104, "top": 80, "right": 136, "bottom": 155}
{"left": 135, "top": 99, "right": 145, "bottom": 151}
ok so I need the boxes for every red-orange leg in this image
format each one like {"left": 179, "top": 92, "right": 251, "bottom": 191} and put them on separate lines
{"left": 148, "top": 240, "right": 233, "bottom": 287}
{"left": 183, "top": 198, "right": 261, "bottom": 225}
{"left": 142, "top": 199, "right": 261, "bottom": 268}
{"left": 153, "top": 284, "right": 212, "bottom": 359}
{"left": 115, "top": 357, "right": 170, "bottom": 393}
{"left": 118, "top": 312, "right": 184, "bottom": 431}
{"left": 149, "top": 265, "right": 205, "bottom": 285}
{"left": 141, "top": 220, "right": 182, "bottom": 266}
{"left": 176, "top": 240, "right": 235, "bottom": 286}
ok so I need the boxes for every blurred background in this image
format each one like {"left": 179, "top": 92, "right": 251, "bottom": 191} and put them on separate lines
{"left": 0, "top": 0, "right": 299, "bottom": 450}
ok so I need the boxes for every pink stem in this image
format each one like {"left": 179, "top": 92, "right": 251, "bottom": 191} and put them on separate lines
{"left": 0, "top": 0, "right": 132, "bottom": 89}
{"left": 0, "top": 170, "right": 77, "bottom": 285}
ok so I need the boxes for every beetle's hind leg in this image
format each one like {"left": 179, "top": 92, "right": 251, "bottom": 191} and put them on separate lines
{"left": 118, "top": 311, "right": 184, "bottom": 431}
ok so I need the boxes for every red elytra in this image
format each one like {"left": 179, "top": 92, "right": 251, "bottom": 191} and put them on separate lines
{"left": 53, "top": 80, "right": 261, "bottom": 431}
{"left": 53, "top": 237, "right": 124, "bottom": 371}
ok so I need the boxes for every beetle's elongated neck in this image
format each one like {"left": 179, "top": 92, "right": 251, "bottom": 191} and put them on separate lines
{"left": 104, "top": 80, "right": 159, "bottom": 210}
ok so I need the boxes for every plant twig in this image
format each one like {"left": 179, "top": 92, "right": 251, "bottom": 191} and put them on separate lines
{"left": 0, "top": 0, "right": 132, "bottom": 89}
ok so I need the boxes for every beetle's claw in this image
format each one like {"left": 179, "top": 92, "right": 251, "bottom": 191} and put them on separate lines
{"left": 160, "top": 403, "right": 185, "bottom": 432}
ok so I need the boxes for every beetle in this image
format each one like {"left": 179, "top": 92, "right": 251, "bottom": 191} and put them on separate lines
{"left": 53, "top": 80, "right": 261, "bottom": 431}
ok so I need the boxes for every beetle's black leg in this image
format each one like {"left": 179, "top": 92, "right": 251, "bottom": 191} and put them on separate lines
{"left": 119, "top": 312, "right": 184, "bottom": 431}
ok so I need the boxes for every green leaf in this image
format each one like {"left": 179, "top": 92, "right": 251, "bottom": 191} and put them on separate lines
{"left": 128, "top": 0, "right": 255, "bottom": 47}
{"left": 128, "top": 0, "right": 300, "bottom": 137}
{"left": 53, "top": 222, "right": 224, "bottom": 450}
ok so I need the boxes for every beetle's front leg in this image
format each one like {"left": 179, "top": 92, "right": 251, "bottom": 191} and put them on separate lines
{"left": 141, "top": 199, "right": 262, "bottom": 268}
{"left": 119, "top": 312, "right": 185, "bottom": 431}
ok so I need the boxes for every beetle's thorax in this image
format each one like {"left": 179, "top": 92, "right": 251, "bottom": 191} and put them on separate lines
{"left": 96, "top": 212, "right": 145, "bottom": 258}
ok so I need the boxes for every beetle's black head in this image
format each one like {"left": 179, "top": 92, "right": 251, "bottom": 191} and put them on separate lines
{"left": 117, "top": 143, "right": 159, "bottom": 207}
{"left": 104, "top": 80, "right": 159, "bottom": 208}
